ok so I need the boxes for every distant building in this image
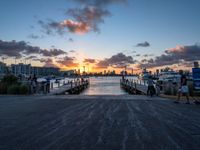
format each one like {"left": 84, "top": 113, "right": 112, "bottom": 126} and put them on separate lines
{"left": 0, "top": 62, "right": 7, "bottom": 75}
{"left": 11, "top": 63, "right": 31, "bottom": 76}
{"left": 10, "top": 63, "right": 59, "bottom": 76}
{"left": 60, "top": 70, "right": 75, "bottom": 76}
{"left": 111, "top": 70, "right": 116, "bottom": 75}
{"left": 156, "top": 69, "right": 159, "bottom": 76}
{"left": 120, "top": 70, "right": 127, "bottom": 76}
{"left": 31, "top": 66, "right": 59, "bottom": 76}
{"left": 77, "top": 69, "right": 81, "bottom": 75}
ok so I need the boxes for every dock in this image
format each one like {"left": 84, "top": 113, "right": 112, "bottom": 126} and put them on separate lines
{"left": 120, "top": 79, "right": 148, "bottom": 95}
{"left": 49, "top": 79, "right": 89, "bottom": 95}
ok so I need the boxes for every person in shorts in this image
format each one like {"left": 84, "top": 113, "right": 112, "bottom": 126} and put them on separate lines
{"left": 175, "top": 74, "right": 190, "bottom": 104}
{"left": 147, "top": 76, "right": 155, "bottom": 96}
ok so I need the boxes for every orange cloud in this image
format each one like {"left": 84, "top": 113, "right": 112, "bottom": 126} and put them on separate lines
{"left": 167, "top": 45, "right": 185, "bottom": 53}
{"left": 83, "top": 58, "right": 96, "bottom": 63}
{"left": 61, "top": 20, "right": 90, "bottom": 34}
{"left": 56, "top": 56, "right": 79, "bottom": 68}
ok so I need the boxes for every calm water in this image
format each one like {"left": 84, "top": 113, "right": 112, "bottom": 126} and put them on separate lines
{"left": 81, "top": 77, "right": 134, "bottom": 95}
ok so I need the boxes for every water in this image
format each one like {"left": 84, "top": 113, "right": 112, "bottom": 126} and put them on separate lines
{"left": 81, "top": 76, "right": 136, "bottom": 95}
{"left": 49, "top": 76, "right": 139, "bottom": 95}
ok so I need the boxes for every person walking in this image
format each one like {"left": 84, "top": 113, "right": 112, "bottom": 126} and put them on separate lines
{"left": 147, "top": 76, "right": 155, "bottom": 97}
{"left": 46, "top": 78, "right": 50, "bottom": 93}
{"left": 175, "top": 73, "right": 190, "bottom": 104}
{"left": 155, "top": 82, "right": 160, "bottom": 96}
{"left": 32, "top": 74, "right": 37, "bottom": 94}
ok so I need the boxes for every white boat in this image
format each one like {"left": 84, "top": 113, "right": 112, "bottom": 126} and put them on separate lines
{"left": 158, "top": 71, "right": 181, "bottom": 83}
{"left": 37, "top": 78, "right": 47, "bottom": 82}
{"left": 139, "top": 68, "right": 151, "bottom": 80}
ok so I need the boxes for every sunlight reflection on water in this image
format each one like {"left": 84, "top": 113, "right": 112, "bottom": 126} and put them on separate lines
{"left": 81, "top": 76, "right": 136, "bottom": 95}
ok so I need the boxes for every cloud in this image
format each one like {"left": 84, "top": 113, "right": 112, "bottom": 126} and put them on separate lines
{"left": 40, "top": 49, "right": 67, "bottom": 57}
{"left": 39, "top": 6, "right": 110, "bottom": 35}
{"left": 72, "top": 0, "right": 126, "bottom": 6}
{"left": 0, "top": 40, "right": 42, "bottom": 58}
{"left": 136, "top": 41, "right": 150, "bottom": 47}
{"left": 69, "top": 50, "right": 76, "bottom": 53}
{"left": 141, "top": 59, "right": 148, "bottom": 63}
{"left": 131, "top": 50, "right": 137, "bottom": 53}
{"left": 39, "top": 0, "right": 125, "bottom": 35}
{"left": 84, "top": 58, "right": 96, "bottom": 63}
{"left": 139, "top": 44, "right": 200, "bottom": 68}
{"left": 38, "top": 20, "right": 65, "bottom": 35}
{"left": 62, "top": 19, "right": 90, "bottom": 34}
{"left": 143, "top": 54, "right": 154, "bottom": 57}
{"left": 38, "top": 19, "right": 90, "bottom": 35}
{"left": 96, "top": 53, "right": 135, "bottom": 68}
{"left": 56, "top": 56, "right": 79, "bottom": 67}
{"left": 34, "top": 58, "right": 58, "bottom": 68}
{"left": 0, "top": 39, "right": 67, "bottom": 58}
{"left": 68, "top": 38, "right": 74, "bottom": 42}
{"left": 66, "top": 6, "right": 111, "bottom": 33}
{"left": 42, "top": 58, "right": 58, "bottom": 68}
{"left": 136, "top": 54, "right": 141, "bottom": 57}
{"left": 26, "top": 56, "right": 38, "bottom": 59}
{"left": 28, "top": 34, "right": 42, "bottom": 39}
{"left": 30, "top": 25, "right": 35, "bottom": 29}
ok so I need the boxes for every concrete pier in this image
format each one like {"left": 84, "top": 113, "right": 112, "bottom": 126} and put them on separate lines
{"left": 0, "top": 95, "right": 200, "bottom": 150}
{"left": 120, "top": 79, "right": 148, "bottom": 94}
{"left": 49, "top": 79, "right": 89, "bottom": 95}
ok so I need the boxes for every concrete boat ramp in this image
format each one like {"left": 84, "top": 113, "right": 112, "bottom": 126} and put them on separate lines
{"left": 0, "top": 95, "right": 200, "bottom": 150}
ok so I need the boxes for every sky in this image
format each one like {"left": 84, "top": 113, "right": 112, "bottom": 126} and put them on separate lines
{"left": 0, "top": 0, "right": 200, "bottom": 73}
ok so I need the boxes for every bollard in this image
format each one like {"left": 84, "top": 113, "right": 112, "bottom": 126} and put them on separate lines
{"left": 71, "top": 81, "right": 73, "bottom": 88}
{"left": 51, "top": 82, "right": 53, "bottom": 90}
{"left": 44, "top": 82, "right": 48, "bottom": 94}
{"left": 134, "top": 82, "right": 137, "bottom": 94}
{"left": 58, "top": 82, "right": 60, "bottom": 88}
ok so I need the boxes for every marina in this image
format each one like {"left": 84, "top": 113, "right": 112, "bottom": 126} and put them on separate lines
{"left": 1, "top": 0, "right": 200, "bottom": 149}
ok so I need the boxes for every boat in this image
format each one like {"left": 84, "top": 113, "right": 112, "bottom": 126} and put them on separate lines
{"left": 37, "top": 78, "right": 47, "bottom": 82}
{"left": 158, "top": 71, "right": 181, "bottom": 83}
{"left": 139, "top": 68, "right": 151, "bottom": 80}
